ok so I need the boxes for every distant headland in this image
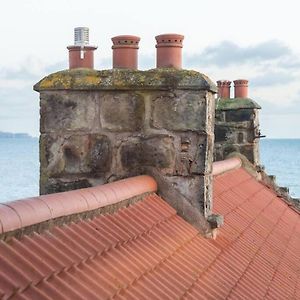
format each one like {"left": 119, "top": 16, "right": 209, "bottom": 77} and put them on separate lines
{"left": 0, "top": 131, "right": 33, "bottom": 138}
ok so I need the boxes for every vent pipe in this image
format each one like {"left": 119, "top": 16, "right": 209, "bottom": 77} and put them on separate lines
{"left": 67, "top": 27, "right": 97, "bottom": 69}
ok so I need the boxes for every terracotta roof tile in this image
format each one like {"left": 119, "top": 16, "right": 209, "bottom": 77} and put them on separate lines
{"left": 1, "top": 167, "right": 300, "bottom": 299}
{"left": 0, "top": 175, "right": 157, "bottom": 235}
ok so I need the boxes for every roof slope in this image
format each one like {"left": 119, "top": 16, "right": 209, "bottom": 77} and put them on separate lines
{"left": 205, "top": 168, "right": 300, "bottom": 299}
{"left": 0, "top": 168, "right": 300, "bottom": 299}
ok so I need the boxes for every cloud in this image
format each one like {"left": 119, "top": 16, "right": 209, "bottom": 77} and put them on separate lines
{"left": 185, "top": 40, "right": 291, "bottom": 67}
{"left": 250, "top": 71, "right": 295, "bottom": 87}
{"left": 0, "top": 58, "right": 67, "bottom": 82}
{"left": 278, "top": 56, "right": 300, "bottom": 70}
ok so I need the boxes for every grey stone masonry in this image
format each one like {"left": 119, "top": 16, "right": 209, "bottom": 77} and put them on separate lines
{"left": 214, "top": 97, "right": 261, "bottom": 165}
{"left": 34, "top": 68, "right": 217, "bottom": 219}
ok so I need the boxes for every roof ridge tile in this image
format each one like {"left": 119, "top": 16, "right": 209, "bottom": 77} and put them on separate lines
{"left": 0, "top": 175, "right": 157, "bottom": 236}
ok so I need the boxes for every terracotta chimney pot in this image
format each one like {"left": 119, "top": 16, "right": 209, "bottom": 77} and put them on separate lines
{"left": 111, "top": 35, "right": 140, "bottom": 69}
{"left": 155, "top": 33, "right": 184, "bottom": 69}
{"left": 217, "top": 80, "right": 231, "bottom": 98}
{"left": 234, "top": 79, "right": 249, "bottom": 98}
{"left": 67, "top": 27, "right": 97, "bottom": 69}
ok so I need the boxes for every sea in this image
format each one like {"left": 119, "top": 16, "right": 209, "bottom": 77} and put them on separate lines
{"left": 0, "top": 137, "right": 299, "bottom": 202}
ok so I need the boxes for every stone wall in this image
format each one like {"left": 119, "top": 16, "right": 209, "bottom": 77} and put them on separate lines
{"left": 214, "top": 97, "right": 261, "bottom": 165}
{"left": 35, "top": 68, "right": 217, "bottom": 218}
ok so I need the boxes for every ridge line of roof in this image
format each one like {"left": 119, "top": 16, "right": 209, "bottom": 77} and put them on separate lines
{"left": 212, "top": 157, "right": 242, "bottom": 176}
{"left": 0, "top": 175, "right": 157, "bottom": 235}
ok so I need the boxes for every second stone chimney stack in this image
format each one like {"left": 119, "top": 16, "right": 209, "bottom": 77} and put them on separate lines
{"left": 155, "top": 34, "right": 184, "bottom": 68}
{"left": 234, "top": 79, "right": 248, "bottom": 98}
{"left": 217, "top": 80, "right": 231, "bottom": 98}
{"left": 67, "top": 27, "right": 97, "bottom": 69}
{"left": 112, "top": 35, "right": 140, "bottom": 69}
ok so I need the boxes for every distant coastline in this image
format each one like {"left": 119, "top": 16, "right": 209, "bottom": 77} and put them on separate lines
{"left": 0, "top": 131, "right": 33, "bottom": 138}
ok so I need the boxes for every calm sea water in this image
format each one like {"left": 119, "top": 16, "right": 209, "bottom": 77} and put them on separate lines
{"left": 260, "top": 139, "right": 300, "bottom": 198}
{"left": 0, "top": 137, "right": 39, "bottom": 202}
{"left": 0, "top": 138, "right": 299, "bottom": 202}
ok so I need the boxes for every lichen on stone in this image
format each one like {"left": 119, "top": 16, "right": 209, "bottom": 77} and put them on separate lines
{"left": 216, "top": 98, "right": 261, "bottom": 110}
{"left": 34, "top": 68, "right": 217, "bottom": 92}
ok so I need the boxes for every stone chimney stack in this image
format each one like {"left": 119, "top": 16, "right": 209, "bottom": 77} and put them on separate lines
{"left": 234, "top": 79, "right": 248, "bottom": 98}
{"left": 67, "top": 27, "right": 97, "bottom": 69}
{"left": 215, "top": 79, "right": 262, "bottom": 165}
{"left": 34, "top": 33, "right": 217, "bottom": 227}
{"left": 155, "top": 34, "right": 184, "bottom": 68}
{"left": 217, "top": 80, "right": 231, "bottom": 98}
{"left": 111, "top": 35, "right": 140, "bottom": 69}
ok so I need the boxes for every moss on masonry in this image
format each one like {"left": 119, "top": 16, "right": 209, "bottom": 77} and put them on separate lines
{"left": 34, "top": 68, "right": 217, "bottom": 92}
{"left": 216, "top": 98, "right": 261, "bottom": 110}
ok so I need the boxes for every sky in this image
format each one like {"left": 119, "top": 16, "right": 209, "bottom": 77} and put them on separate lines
{"left": 0, "top": 0, "right": 300, "bottom": 138}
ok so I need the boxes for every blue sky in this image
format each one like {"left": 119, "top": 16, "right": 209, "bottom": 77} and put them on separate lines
{"left": 1, "top": 0, "right": 300, "bottom": 137}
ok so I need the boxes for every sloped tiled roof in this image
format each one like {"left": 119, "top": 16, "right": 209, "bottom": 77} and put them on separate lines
{"left": 0, "top": 166, "right": 300, "bottom": 299}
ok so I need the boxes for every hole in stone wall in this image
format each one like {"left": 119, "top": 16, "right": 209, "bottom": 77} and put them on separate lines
{"left": 238, "top": 132, "right": 244, "bottom": 143}
{"left": 63, "top": 147, "right": 80, "bottom": 173}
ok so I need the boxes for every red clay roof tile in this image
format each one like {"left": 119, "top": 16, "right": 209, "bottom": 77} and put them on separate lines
{"left": 0, "top": 175, "right": 157, "bottom": 235}
{"left": 1, "top": 167, "right": 300, "bottom": 299}
{"left": 0, "top": 204, "right": 21, "bottom": 233}
{"left": 212, "top": 156, "right": 242, "bottom": 176}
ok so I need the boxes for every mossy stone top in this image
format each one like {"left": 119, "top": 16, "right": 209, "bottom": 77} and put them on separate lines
{"left": 34, "top": 68, "right": 217, "bottom": 92}
{"left": 216, "top": 98, "right": 261, "bottom": 110}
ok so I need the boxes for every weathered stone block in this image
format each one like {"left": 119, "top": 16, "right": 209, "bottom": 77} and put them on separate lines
{"left": 207, "top": 214, "right": 224, "bottom": 229}
{"left": 215, "top": 126, "right": 229, "bottom": 143}
{"left": 100, "top": 93, "right": 145, "bottom": 131}
{"left": 120, "top": 135, "right": 175, "bottom": 171}
{"left": 43, "top": 178, "right": 92, "bottom": 194}
{"left": 41, "top": 134, "right": 111, "bottom": 177}
{"left": 239, "top": 143, "right": 255, "bottom": 163}
{"left": 163, "top": 174, "right": 212, "bottom": 216}
{"left": 175, "top": 133, "right": 211, "bottom": 176}
{"left": 222, "top": 144, "right": 239, "bottom": 158}
{"left": 225, "top": 109, "right": 254, "bottom": 122}
{"left": 152, "top": 91, "right": 207, "bottom": 131}
{"left": 88, "top": 135, "right": 112, "bottom": 175}
{"left": 40, "top": 92, "right": 98, "bottom": 133}
{"left": 215, "top": 110, "right": 225, "bottom": 122}
{"left": 190, "top": 134, "right": 213, "bottom": 175}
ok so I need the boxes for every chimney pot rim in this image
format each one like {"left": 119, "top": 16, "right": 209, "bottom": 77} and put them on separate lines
{"left": 233, "top": 79, "right": 249, "bottom": 85}
{"left": 155, "top": 33, "right": 184, "bottom": 40}
{"left": 155, "top": 33, "right": 184, "bottom": 47}
{"left": 67, "top": 45, "right": 98, "bottom": 50}
{"left": 112, "top": 35, "right": 141, "bottom": 42}
{"left": 217, "top": 80, "right": 231, "bottom": 86}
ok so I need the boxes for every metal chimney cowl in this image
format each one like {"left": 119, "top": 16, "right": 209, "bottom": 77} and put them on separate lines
{"left": 67, "top": 27, "right": 97, "bottom": 69}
